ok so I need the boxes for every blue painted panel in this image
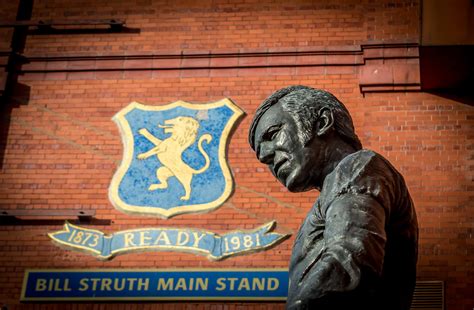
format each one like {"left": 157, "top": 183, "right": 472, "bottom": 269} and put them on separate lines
{"left": 22, "top": 270, "right": 289, "bottom": 301}
{"left": 118, "top": 105, "right": 233, "bottom": 209}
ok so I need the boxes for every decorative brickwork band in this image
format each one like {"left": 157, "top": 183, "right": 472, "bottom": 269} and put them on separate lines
{"left": 18, "top": 43, "right": 420, "bottom": 93}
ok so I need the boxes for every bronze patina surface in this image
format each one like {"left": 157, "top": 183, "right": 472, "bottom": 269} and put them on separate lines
{"left": 249, "top": 86, "right": 418, "bottom": 310}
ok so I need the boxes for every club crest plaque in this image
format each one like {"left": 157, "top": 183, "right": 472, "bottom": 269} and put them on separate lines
{"left": 109, "top": 99, "right": 244, "bottom": 218}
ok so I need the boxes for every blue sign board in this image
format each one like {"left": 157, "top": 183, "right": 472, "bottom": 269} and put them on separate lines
{"left": 22, "top": 269, "right": 288, "bottom": 301}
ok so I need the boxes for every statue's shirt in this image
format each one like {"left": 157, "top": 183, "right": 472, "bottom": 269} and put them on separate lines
{"left": 288, "top": 150, "right": 418, "bottom": 310}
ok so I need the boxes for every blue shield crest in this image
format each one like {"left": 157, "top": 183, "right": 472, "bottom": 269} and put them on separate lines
{"left": 109, "top": 99, "right": 244, "bottom": 218}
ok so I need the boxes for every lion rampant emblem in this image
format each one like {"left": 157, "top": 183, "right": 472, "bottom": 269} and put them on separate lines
{"left": 109, "top": 99, "right": 243, "bottom": 218}
{"left": 137, "top": 116, "right": 212, "bottom": 201}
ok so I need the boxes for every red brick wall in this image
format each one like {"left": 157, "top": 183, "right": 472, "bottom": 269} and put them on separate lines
{"left": 26, "top": 0, "right": 419, "bottom": 53}
{"left": 1, "top": 1, "right": 473, "bottom": 310}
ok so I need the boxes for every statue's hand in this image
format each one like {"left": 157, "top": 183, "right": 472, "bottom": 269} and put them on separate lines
{"left": 137, "top": 153, "right": 147, "bottom": 160}
{"left": 138, "top": 128, "right": 147, "bottom": 135}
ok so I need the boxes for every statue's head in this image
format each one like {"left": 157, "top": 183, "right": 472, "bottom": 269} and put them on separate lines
{"left": 248, "top": 85, "right": 362, "bottom": 192}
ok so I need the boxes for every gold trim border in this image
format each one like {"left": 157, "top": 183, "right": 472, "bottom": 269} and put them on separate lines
{"left": 21, "top": 268, "right": 288, "bottom": 302}
{"left": 108, "top": 99, "right": 244, "bottom": 219}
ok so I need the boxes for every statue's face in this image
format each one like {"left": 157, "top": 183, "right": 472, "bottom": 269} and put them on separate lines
{"left": 254, "top": 102, "right": 320, "bottom": 192}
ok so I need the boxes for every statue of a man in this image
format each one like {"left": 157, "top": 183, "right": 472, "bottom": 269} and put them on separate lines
{"left": 248, "top": 86, "right": 418, "bottom": 310}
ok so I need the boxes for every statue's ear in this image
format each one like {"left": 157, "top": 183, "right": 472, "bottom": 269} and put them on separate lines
{"left": 316, "top": 107, "right": 334, "bottom": 136}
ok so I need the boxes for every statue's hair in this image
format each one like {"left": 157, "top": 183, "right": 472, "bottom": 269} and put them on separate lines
{"left": 248, "top": 85, "right": 362, "bottom": 151}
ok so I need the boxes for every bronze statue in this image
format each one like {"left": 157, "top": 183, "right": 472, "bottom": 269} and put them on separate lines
{"left": 248, "top": 86, "right": 418, "bottom": 310}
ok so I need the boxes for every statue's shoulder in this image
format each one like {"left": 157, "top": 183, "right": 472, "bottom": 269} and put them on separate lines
{"left": 335, "top": 149, "right": 389, "bottom": 180}
{"left": 320, "top": 149, "right": 400, "bottom": 212}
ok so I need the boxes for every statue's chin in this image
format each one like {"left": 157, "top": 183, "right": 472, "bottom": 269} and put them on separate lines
{"left": 284, "top": 172, "right": 312, "bottom": 193}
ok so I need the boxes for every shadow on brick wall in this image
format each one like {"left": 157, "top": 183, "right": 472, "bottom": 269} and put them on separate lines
{"left": 0, "top": 83, "right": 31, "bottom": 169}
{"left": 427, "top": 90, "right": 474, "bottom": 107}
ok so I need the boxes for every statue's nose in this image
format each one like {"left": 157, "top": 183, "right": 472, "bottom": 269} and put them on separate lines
{"left": 258, "top": 142, "right": 274, "bottom": 164}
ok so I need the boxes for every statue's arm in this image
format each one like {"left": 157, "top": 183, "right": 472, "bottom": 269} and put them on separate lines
{"left": 289, "top": 194, "right": 387, "bottom": 308}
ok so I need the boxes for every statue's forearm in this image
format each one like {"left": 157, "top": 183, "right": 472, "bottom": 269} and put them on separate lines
{"left": 289, "top": 195, "right": 387, "bottom": 307}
